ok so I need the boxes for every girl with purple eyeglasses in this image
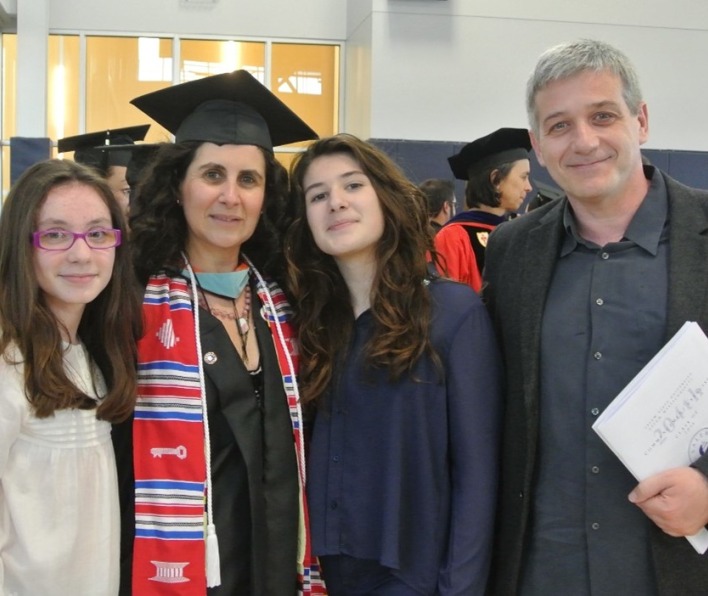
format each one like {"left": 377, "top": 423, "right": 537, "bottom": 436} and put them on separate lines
{"left": 0, "top": 159, "right": 141, "bottom": 595}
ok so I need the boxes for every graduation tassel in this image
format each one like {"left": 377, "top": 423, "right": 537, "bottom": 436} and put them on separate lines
{"left": 206, "top": 523, "right": 221, "bottom": 587}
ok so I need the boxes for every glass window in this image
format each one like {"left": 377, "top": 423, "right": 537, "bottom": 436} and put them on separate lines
{"left": 138, "top": 38, "right": 269, "bottom": 145}
{"left": 86, "top": 36, "right": 174, "bottom": 143}
{"left": 271, "top": 43, "right": 338, "bottom": 139}
{"left": 0, "top": 33, "right": 340, "bottom": 199}
{"left": 271, "top": 43, "right": 339, "bottom": 171}
{"left": 181, "top": 39, "right": 265, "bottom": 81}
{"left": 50, "top": 35, "right": 175, "bottom": 164}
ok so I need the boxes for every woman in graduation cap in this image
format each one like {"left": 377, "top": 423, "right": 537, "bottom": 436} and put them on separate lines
{"left": 434, "top": 127, "right": 533, "bottom": 293}
{"left": 118, "top": 70, "right": 326, "bottom": 595}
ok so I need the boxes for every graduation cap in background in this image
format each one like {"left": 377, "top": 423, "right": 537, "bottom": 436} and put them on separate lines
{"left": 57, "top": 124, "right": 151, "bottom": 172}
{"left": 527, "top": 179, "right": 564, "bottom": 212}
{"left": 130, "top": 70, "right": 318, "bottom": 152}
{"left": 448, "top": 127, "right": 531, "bottom": 181}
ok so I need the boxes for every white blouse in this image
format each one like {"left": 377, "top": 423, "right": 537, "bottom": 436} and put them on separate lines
{"left": 0, "top": 342, "right": 119, "bottom": 596}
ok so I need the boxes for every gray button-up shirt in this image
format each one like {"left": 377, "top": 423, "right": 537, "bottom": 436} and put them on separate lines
{"left": 521, "top": 168, "right": 668, "bottom": 595}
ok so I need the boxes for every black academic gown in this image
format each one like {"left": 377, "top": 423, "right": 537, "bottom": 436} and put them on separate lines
{"left": 114, "top": 284, "right": 300, "bottom": 595}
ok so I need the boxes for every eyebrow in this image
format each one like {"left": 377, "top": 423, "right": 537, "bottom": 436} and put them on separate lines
{"left": 541, "top": 100, "right": 623, "bottom": 126}
{"left": 37, "top": 217, "right": 112, "bottom": 227}
{"left": 197, "top": 162, "right": 264, "bottom": 178}
{"left": 304, "top": 169, "right": 364, "bottom": 195}
{"left": 241, "top": 169, "right": 265, "bottom": 180}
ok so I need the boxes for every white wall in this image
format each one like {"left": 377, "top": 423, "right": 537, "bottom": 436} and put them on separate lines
{"left": 367, "top": 0, "right": 708, "bottom": 150}
{"left": 16, "top": 0, "right": 48, "bottom": 136}
{"left": 344, "top": 0, "right": 374, "bottom": 137}
{"left": 46, "top": 0, "right": 347, "bottom": 40}
{"left": 0, "top": 0, "right": 15, "bottom": 19}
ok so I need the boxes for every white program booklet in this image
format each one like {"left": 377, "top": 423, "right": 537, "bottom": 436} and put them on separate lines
{"left": 592, "top": 321, "right": 708, "bottom": 554}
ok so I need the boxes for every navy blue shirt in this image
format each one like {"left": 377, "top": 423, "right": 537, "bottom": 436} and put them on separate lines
{"left": 521, "top": 168, "right": 668, "bottom": 595}
{"left": 307, "top": 278, "right": 503, "bottom": 595}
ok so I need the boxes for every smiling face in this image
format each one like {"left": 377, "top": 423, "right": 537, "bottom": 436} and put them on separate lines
{"left": 303, "top": 152, "right": 385, "bottom": 268}
{"left": 530, "top": 69, "right": 648, "bottom": 207}
{"left": 180, "top": 142, "right": 266, "bottom": 270}
{"left": 33, "top": 181, "right": 116, "bottom": 335}
{"left": 496, "top": 159, "right": 532, "bottom": 212}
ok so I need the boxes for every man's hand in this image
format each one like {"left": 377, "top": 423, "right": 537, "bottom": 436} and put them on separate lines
{"left": 628, "top": 467, "right": 708, "bottom": 536}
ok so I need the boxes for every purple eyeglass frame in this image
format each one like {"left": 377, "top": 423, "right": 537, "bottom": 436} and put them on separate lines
{"left": 31, "top": 228, "right": 122, "bottom": 251}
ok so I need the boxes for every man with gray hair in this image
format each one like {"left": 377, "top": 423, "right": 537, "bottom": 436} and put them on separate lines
{"left": 483, "top": 39, "right": 708, "bottom": 595}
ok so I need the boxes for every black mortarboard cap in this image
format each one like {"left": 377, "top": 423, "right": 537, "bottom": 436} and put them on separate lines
{"left": 57, "top": 124, "right": 151, "bottom": 169}
{"left": 129, "top": 70, "right": 318, "bottom": 151}
{"left": 448, "top": 127, "right": 531, "bottom": 181}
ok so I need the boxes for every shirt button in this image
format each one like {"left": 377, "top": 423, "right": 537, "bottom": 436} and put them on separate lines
{"left": 593, "top": 351, "right": 602, "bottom": 360}
{"left": 591, "top": 522, "right": 600, "bottom": 530}
{"left": 601, "top": 252, "right": 609, "bottom": 260}
{"left": 595, "top": 298, "right": 604, "bottom": 306}
{"left": 330, "top": 500, "right": 338, "bottom": 510}
{"left": 332, "top": 455, "right": 340, "bottom": 463}
{"left": 591, "top": 407, "right": 600, "bottom": 416}
{"left": 591, "top": 466, "right": 600, "bottom": 474}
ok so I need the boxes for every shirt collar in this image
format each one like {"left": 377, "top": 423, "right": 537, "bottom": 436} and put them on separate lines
{"left": 560, "top": 165, "right": 667, "bottom": 256}
{"left": 447, "top": 210, "right": 509, "bottom": 227}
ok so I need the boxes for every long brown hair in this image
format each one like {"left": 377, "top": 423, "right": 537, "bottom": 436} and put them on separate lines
{"left": 0, "top": 159, "right": 142, "bottom": 421}
{"left": 285, "top": 134, "right": 439, "bottom": 404}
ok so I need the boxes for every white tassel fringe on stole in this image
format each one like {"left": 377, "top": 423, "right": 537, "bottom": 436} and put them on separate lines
{"left": 184, "top": 257, "right": 221, "bottom": 588}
